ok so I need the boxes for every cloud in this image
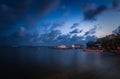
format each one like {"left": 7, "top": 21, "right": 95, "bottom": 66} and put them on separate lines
{"left": 41, "top": 23, "right": 51, "bottom": 32}
{"left": 0, "top": 0, "right": 61, "bottom": 31}
{"left": 81, "top": 3, "right": 96, "bottom": 10}
{"left": 2, "top": 27, "right": 34, "bottom": 46}
{"left": 42, "top": 23, "right": 51, "bottom": 27}
{"left": 84, "top": 26, "right": 98, "bottom": 36}
{"left": 70, "top": 29, "right": 82, "bottom": 34}
{"left": 55, "top": 34, "right": 97, "bottom": 45}
{"left": 85, "top": 35, "right": 97, "bottom": 41}
{"left": 70, "top": 35, "right": 84, "bottom": 44}
{"left": 112, "top": 0, "right": 120, "bottom": 9}
{"left": 56, "top": 34, "right": 71, "bottom": 45}
{"left": 50, "top": 21, "right": 65, "bottom": 30}
{"left": 32, "top": 0, "right": 60, "bottom": 17}
{"left": 0, "top": 28, "right": 98, "bottom": 46}
{"left": 83, "top": 5, "right": 107, "bottom": 20}
{"left": 47, "top": 30, "right": 61, "bottom": 38}
{"left": 70, "top": 23, "right": 79, "bottom": 29}
{"left": 15, "top": 27, "right": 27, "bottom": 37}
{"left": 41, "top": 21, "right": 65, "bottom": 34}
{"left": 0, "top": 0, "right": 101, "bottom": 46}
{"left": 39, "top": 30, "right": 61, "bottom": 45}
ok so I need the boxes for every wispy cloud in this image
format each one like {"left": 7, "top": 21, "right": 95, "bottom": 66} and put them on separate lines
{"left": 70, "top": 23, "right": 79, "bottom": 29}
{"left": 84, "top": 26, "right": 98, "bottom": 36}
{"left": 50, "top": 21, "right": 65, "bottom": 30}
{"left": 70, "top": 29, "right": 82, "bottom": 34}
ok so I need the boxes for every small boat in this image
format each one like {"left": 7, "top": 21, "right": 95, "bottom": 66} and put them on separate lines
{"left": 83, "top": 49, "right": 104, "bottom": 52}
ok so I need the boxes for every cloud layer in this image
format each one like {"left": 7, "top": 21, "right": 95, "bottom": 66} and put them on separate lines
{"left": 0, "top": 0, "right": 61, "bottom": 30}
{"left": 0, "top": 26, "right": 98, "bottom": 46}
{"left": 0, "top": 0, "right": 117, "bottom": 46}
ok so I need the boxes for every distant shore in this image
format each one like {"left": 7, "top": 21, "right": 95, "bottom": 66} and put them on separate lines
{"left": 83, "top": 49, "right": 104, "bottom": 52}
{"left": 0, "top": 46, "right": 119, "bottom": 54}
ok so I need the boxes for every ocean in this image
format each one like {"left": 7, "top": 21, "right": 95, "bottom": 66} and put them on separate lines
{"left": 0, "top": 47, "right": 120, "bottom": 79}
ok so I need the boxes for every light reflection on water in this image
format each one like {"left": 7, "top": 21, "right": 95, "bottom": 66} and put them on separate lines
{"left": 1, "top": 47, "right": 120, "bottom": 79}
{"left": 18, "top": 47, "right": 118, "bottom": 70}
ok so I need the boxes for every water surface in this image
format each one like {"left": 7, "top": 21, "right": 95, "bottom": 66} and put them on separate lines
{"left": 0, "top": 47, "right": 120, "bottom": 79}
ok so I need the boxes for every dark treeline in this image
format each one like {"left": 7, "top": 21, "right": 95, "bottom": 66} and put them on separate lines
{"left": 86, "top": 34, "right": 120, "bottom": 51}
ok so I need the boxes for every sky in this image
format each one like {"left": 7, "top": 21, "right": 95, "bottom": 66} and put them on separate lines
{"left": 0, "top": 0, "right": 120, "bottom": 46}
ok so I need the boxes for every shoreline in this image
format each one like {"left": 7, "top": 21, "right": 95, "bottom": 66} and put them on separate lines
{"left": 83, "top": 49, "right": 104, "bottom": 52}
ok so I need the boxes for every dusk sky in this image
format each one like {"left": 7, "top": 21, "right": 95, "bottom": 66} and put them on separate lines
{"left": 0, "top": 0, "right": 120, "bottom": 46}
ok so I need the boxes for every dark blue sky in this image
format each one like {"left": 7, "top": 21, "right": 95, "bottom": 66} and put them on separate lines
{"left": 0, "top": 0, "right": 120, "bottom": 46}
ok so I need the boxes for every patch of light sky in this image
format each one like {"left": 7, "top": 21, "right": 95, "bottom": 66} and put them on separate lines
{"left": 96, "top": 9, "right": 120, "bottom": 38}
{"left": 37, "top": 4, "right": 120, "bottom": 38}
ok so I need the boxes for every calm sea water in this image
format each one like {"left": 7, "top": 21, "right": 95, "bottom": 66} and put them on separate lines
{"left": 0, "top": 47, "right": 120, "bottom": 79}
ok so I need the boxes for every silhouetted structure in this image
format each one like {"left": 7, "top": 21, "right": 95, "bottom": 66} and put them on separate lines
{"left": 72, "top": 44, "right": 84, "bottom": 49}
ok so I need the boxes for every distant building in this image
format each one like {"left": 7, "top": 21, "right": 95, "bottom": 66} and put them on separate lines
{"left": 113, "top": 26, "right": 120, "bottom": 34}
{"left": 94, "top": 44, "right": 102, "bottom": 49}
{"left": 72, "top": 44, "right": 84, "bottom": 49}
{"left": 57, "top": 45, "right": 68, "bottom": 49}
